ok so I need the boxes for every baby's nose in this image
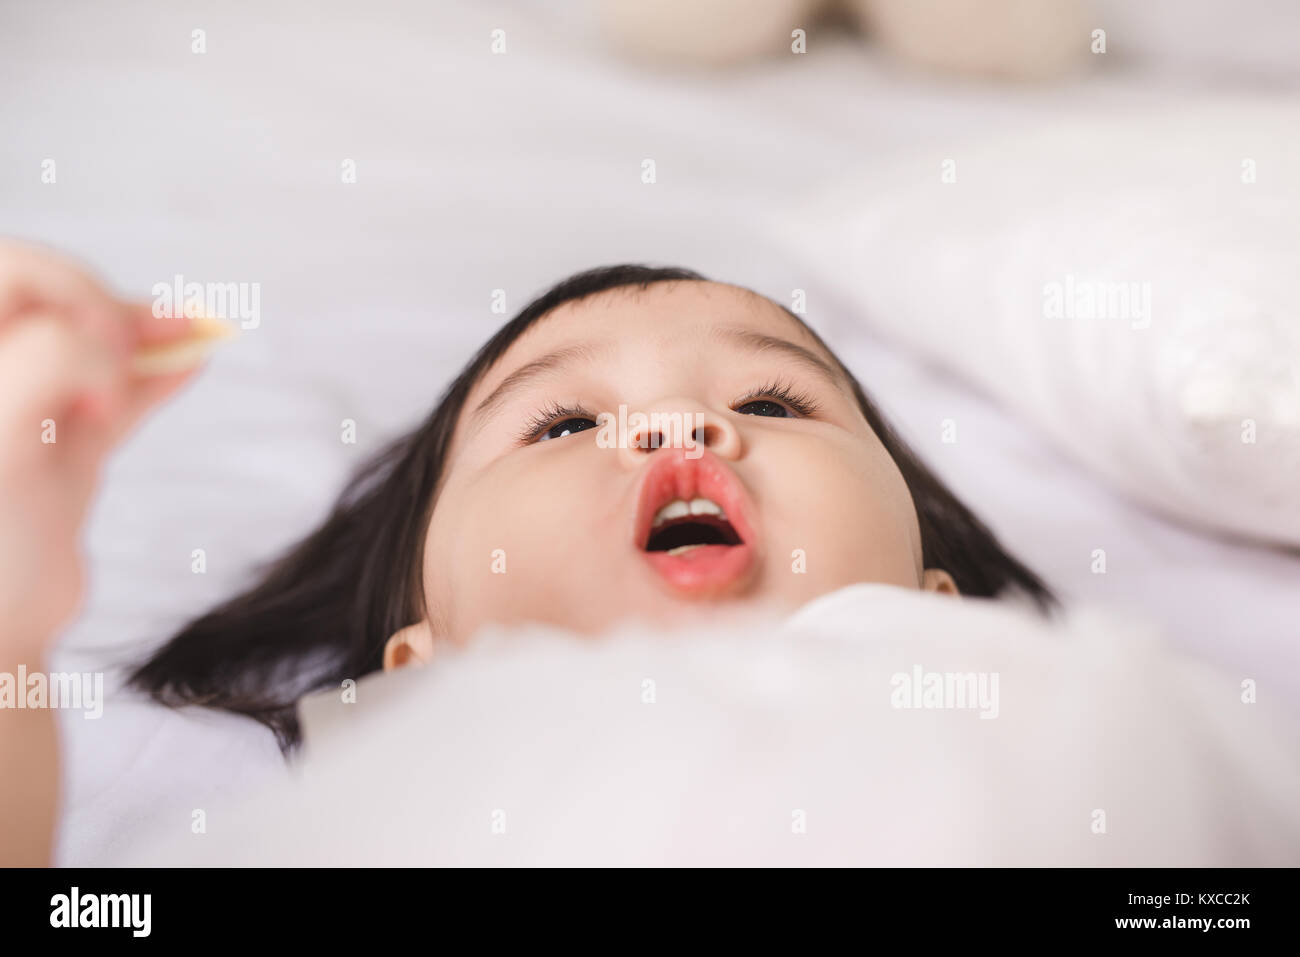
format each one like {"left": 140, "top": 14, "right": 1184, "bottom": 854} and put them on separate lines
{"left": 617, "top": 400, "right": 742, "bottom": 465}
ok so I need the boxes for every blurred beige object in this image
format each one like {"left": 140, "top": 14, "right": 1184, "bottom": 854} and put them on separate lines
{"left": 595, "top": 0, "right": 821, "bottom": 66}
{"left": 130, "top": 314, "right": 238, "bottom": 376}
{"left": 594, "top": 0, "right": 1089, "bottom": 80}
{"left": 854, "top": 0, "right": 1090, "bottom": 79}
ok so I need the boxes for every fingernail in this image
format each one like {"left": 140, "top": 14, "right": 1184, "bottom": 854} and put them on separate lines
{"left": 130, "top": 316, "right": 238, "bottom": 376}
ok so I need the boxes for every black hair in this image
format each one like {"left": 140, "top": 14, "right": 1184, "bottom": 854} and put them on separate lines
{"left": 126, "top": 264, "right": 1055, "bottom": 756}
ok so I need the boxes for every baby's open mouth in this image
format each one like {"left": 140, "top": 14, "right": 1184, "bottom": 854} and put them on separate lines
{"left": 644, "top": 497, "right": 744, "bottom": 554}
{"left": 633, "top": 450, "right": 758, "bottom": 596}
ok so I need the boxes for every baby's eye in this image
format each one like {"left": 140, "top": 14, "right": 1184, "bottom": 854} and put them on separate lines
{"left": 537, "top": 417, "right": 599, "bottom": 441}
{"left": 731, "top": 381, "right": 820, "bottom": 419}
{"left": 735, "top": 399, "right": 795, "bottom": 418}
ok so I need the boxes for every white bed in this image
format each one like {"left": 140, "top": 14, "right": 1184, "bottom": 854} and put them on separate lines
{"left": 0, "top": 0, "right": 1294, "bottom": 865}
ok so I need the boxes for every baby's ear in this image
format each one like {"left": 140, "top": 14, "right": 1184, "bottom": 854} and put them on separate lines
{"left": 921, "top": 568, "right": 960, "bottom": 597}
{"left": 383, "top": 620, "right": 436, "bottom": 670}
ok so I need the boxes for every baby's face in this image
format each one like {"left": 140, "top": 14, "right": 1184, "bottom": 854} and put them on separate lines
{"left": 421, "top": 281, "right": 941, "bottom": 644}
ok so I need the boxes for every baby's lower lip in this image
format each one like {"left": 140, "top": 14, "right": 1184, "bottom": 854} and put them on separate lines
{"left": 641, "top": 541, "right": 755, "bottom": 596}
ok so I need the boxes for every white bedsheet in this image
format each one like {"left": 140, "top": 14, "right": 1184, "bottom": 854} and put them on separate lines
{"left": 0, "top": 1, "right": 1294, "bottom": 865}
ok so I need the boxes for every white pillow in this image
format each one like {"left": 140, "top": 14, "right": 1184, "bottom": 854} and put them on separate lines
{"left": 770, "top": 98, "right": 1300, "bottom": 547}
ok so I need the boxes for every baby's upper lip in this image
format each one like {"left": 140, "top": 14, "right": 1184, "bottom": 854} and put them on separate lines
{"left": 632, "top": 449, "right": 758, "bottom": 551}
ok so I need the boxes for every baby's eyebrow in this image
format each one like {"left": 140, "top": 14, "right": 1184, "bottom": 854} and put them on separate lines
{"left": 471, "top": 342, "right": 606, "bottom": 428}
{"left": 470, "top": 327, "right": 843, "bottom": 430}
{"left": 715, "top": 327, "right": 844, "bottom": 389}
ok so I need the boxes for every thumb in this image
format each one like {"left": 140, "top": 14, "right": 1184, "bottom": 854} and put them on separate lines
{"left": 109, "top": 362, "right": 205, "bottom": 448}
{"left": 102, "top": 301, "right": 206, "bottom": 447}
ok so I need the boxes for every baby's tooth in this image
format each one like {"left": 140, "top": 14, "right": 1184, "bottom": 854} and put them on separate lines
{"left": 652, "top": 498, "right": 727, "bottom": 528}
{"left": 662, "top": 500, "right": 690, "bottom": 521}
{"left": 652, "top": 499, "right": 690, "bottom": 527}
{"left": 666, "top": 543, "right": 705, "bottom": 556}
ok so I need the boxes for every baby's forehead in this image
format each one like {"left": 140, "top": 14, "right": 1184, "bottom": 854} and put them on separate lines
{"left": 449, "top": 278, "right": 851, "bottom": 456}
{"left": 455, "top": 280, "right": 845, "bottom": 437}
{"left": 520, "top": 279, "right": 819, "bottom": 354}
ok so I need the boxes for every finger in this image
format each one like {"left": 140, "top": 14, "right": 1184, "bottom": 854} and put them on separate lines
{"left": 0, "top": 240, "right": 132, "bottom": 359}
{"left": 0, "top": 313, "right": 122, "bottom": 459}
{"left": 106, "top": 360, "right": 205, "bottom": 449}
{"left": 47, "top": 357, "right": 195, "bottom": 475}
{"left": 121, "top": 299, "right": 195, "bottom": 348}
{"left": 0, "top": 240, "right": 106, "bottom": 316}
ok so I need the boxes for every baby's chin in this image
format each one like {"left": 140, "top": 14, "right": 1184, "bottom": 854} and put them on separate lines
{"left": 441, "top": 566, "right": 884, "bottom": 643}
{"left": 557, "top": 586, "right": 816, "bottom": 639}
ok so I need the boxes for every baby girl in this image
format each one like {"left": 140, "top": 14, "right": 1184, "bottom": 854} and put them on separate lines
{"left": 0, "top": 240, "right": 1052, "bottom": 864}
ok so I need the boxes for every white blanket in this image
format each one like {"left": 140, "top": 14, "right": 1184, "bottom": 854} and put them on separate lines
{"left": 117, "top": 585, "right": 1300, "bottom": 866}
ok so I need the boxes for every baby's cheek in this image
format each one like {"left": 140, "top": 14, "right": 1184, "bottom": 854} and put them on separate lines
{"left": 434, "top": 498, "right": 544, "bottom": 637}
{"left": 756, "top": 437, "right": 919, "bottom": 594}
{"left": 429, "top": 464, "right": 633, "bottom": 639}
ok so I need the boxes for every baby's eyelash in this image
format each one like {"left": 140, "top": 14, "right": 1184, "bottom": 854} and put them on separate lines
{"left": 516, "top": 401, "right": 595, "bottom": 444}
{"left": 732, "top": 380, "right": 821, "bottom": 417}
{"left": 517, "top": 381, "right": 818, "bottom": 444}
